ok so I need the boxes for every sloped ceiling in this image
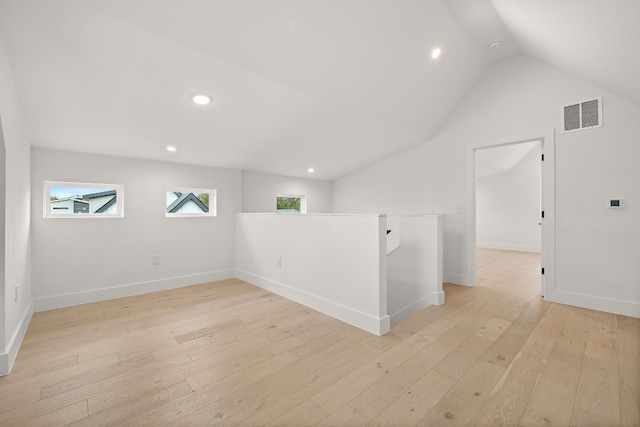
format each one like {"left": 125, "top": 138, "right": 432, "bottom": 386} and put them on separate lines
{"left": 492, "top": 0, "right": 640, "bottom": 108}
{"left": 0, "top": 1, "right": 638, "bottom": 180}
{"left": 475, "top": 140, "right": 540, "bottom": 179}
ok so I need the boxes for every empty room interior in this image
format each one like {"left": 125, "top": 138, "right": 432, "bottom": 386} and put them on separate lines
{"left": 0, "top": 0, "right": 639, "bottom": 425}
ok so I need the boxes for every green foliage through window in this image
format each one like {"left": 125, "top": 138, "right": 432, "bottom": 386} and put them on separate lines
{"left": 277, "top": 196, "right": 301, "bottom": 213}
{"left": 165, "top": 189, "right": 216, "bottom": 216}
{"left": 197, "top": 192, "right": 209, "bottom": 208}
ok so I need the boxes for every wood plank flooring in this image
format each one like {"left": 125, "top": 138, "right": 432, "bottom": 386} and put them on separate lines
{"left": 1, "top": 248, "right": 638, "bottom": 426}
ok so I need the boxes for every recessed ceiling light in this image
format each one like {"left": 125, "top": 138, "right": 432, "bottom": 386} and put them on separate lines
{"left": 431, "top": 47, "right": 442, "bottom": 60}
{"left": 166, "top": 146, "right": 177, "bottom": 152}
{"left": 191, "top": 94, "right": 211, "bottom": 105}
{"left": 488, "top": 40, "right": 502, "bottom": 49}
{"left": 308, "top": 168, "right": 315, "bottom": 173}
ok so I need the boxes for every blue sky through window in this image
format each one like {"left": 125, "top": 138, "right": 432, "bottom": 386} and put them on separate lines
{"left": 50, "top": 186, "right": 113, "bottom": 199}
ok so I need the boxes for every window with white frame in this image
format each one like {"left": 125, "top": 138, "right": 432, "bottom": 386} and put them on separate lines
{"left": 44, "top": 181, "right": 124, "bottom": 218}
{"left": 276, "top": 195, "right": 306, "bottom": 214}
{"left": 166, "top": 188, "right": 217, "bottom": 217}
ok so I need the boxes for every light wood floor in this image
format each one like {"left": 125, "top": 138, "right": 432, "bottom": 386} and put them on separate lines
{"left": 1, "top": 249, "right": 638, "bottom": 426}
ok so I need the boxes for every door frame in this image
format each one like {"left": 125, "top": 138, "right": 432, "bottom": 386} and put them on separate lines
{"left": 465, "top": 129, "right": 555, "bottom": 296}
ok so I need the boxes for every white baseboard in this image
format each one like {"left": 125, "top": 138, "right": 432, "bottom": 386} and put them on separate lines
{"left": 389, "top": 290, "right": 445, "bottom": 325}
{"left": 33, "top": 269, "right": 235, "bottom": 312}
{"left": 235, "top": 269, "right": 390, "bottom": 336}
{"left": 477, "top": 242, "right": 541, "bottom": 253}
{"left": 444, "top": 272, "right": 468, "bottom": 286}
{"left": 0, "top": 301, "right": 33, "bottom": 376}
{"left": 545, "top": 289, "right": 640, "bottom": 319}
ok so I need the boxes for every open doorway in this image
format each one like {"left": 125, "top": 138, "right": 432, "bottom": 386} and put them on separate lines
{"left": 475, "top": 140, "right": 542, "bottom": 298}
{"left": 465, "top": 130, "right": 555, "bottom": 297}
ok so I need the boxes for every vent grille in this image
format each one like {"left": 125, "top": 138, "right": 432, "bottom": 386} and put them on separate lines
{"left": 562, "top": 97, "right": 602, "bottom": 132}
{"left": 564, "top": 104, "right": 580, "bottom": 131}
{"left": 581, "top": 99, "right": 600, "bottom": 127}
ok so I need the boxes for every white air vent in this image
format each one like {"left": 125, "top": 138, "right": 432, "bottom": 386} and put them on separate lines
{"left": 562, "top": 97, "right": 602, "bottom": 133}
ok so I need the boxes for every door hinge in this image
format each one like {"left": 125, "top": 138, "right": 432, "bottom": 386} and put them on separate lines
{"left": 541, "top": 267, "right": 545, "bottom": 275}
{"left": 541, "top": 153, "right": 544, "bottom": 161}
{"left": 541, "top": 210, "right": 544, "bottom": 218}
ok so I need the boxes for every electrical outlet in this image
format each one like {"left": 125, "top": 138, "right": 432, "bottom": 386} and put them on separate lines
{"left": 455, "top": 206, "right": 465, "bottom": 215}
{"left": 152, "top": 255, "right": 160, "bottom": 265}
{"left": 277, "top": 256, "right": 282, "bottom": 267}
{"left": 15, "top": 286, "right": 18, "bottom": 302}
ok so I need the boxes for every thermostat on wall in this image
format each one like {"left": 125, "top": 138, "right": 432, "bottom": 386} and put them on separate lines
{"left": 605, "top": 198, "right": 625, "bottom": 209}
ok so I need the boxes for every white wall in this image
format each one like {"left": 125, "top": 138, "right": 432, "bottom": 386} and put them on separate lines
{"left": 476, "top": 143, "right": 541, "bottom": 253}
{"left": 235, "top": 213, "right": 389, "bottom": 335}
{"left": 242, "top": 171, "right": 331, "bottom": 213}
{"left": 0, "top": 41, "right": 32, "bottom": 375}
{"left": 332, "top": 54, "right": 640, "bottom": 318}
{"left": 0, "top": 124, "right": 5, "bottom": 369}
{"left": 387, "top": 215, "right": 444, "bottom": 324}
{"left": 31, "top": 148, "right": 242, "bottom": 310}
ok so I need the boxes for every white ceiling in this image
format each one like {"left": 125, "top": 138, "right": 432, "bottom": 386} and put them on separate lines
{"left": 0, "top": 1, "right": 638, "bottom": 180}
{"left": 475, "top": 140, "right": 540, "bottom": 179}
{"left": 491, "top": 0, "right": 640, "bottom": 108}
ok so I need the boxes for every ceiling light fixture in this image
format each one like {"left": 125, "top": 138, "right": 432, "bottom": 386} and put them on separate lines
{"left": 488, "top": 39, "right": 502, "bottom": 49}
{"left": 308, "top": 168, "right": 315, "bottom": 173}
{"left": 166, "top": 146, "right": 177, "bottom": 152}
{"left": 431, "top": 47, "right": 442, "bottom": 60}
{"left": 191, "top": 93, "right": 211, "bottom": 105}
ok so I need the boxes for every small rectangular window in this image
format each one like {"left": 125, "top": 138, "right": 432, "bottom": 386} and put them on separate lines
{"left": 166, "top": 188, "right": 217, "bottom": 217}
{"left": 44, "top": 181, "right": 124, "bottom": 218}
{"left": 276, "top": 195, "right": 306, "bottom": 214}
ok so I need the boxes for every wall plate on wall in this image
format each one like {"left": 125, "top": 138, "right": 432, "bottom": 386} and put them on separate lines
{"left": 605, "top": 198, "right": 625, "bottom": 209}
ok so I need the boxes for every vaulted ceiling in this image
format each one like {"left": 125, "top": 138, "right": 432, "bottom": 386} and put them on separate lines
{"left": 0, "top": 0, "right": 638, "bottom": 180}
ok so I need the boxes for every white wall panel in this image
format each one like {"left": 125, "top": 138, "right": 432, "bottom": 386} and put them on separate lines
{"left": 333, "top": 55, "right": 640, "bottom": 317}
{"left": 476, "top": 143, "right": 541, "bottom": 253}
{"left": 235, "top": 213, "right": 389, "bottom": 335}
{"left": 31, "top": 149, "right": 242, "bottom": 309}
{"left": 242, "top": 171, "right": 331, "bottom": 213}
